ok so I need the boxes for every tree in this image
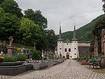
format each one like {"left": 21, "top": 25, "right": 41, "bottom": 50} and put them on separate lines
{"left": 19, "top": 18, "right": 38, "bottom": 45}
{"left": 0, "top": 8, "right": 20, "bottom": 40}
{"left": 35, "top": 28, "right": 47, "bottom": 50}
{"left": 0, "top": 0, "right": 5, "bottom": 4}
{"left": 1, "top": 0, "right": 23, "bottom": 18}
{"left": 19, "top": 18, "right": 47, "bottom": 50}
{"left": 45, "top": 29, "right": 57, "bottom": 52}
{"left": 24, "top": 9, "right": 35, "bottom": 21}
{"left": 92, "top": 14, "right": 105, "bottom": 36}
{"left": 34, "top": 10, "right": 47, "bottom": 29}
{"left": 92, "top": 14, "right": 105, "bottom": 54}
{"left": 32, "top": 50, "right": 42, "bottom": 60}
{"left": 24, "top": 9, "right": 47, "bottom": 29}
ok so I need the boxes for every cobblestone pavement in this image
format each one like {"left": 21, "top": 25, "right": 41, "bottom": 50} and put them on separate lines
{"left": 1, "top": 60, "right": 105, "bottom": 79}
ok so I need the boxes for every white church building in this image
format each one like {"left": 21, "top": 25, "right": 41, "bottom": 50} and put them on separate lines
{"left": 55, "top": 26, "right": 90, "bottom": 59}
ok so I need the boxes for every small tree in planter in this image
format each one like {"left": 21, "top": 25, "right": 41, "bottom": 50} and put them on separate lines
{"left": 32, "top": 50, "right": 42, "bottom": 61}
{"left": 16, "top": 54, "right": 27, "bottom": 61}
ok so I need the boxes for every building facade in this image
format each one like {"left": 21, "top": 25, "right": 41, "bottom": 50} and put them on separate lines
{"left": 55, "top": 26, "right": 90, "bottom": 59}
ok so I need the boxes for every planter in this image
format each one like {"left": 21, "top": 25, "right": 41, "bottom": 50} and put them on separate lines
{"left": 0, "top": 62, "right": 24, "bottom": 66}
{"left": 0, "top": 64, "right": 33, "bottom": 76}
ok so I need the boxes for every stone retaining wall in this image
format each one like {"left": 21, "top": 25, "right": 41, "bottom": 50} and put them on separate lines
{"left": 27, "top": 58, "right": 65, "bottom": 70}
{"left": 0, "top": 64, "right": 33, "bottom": 76}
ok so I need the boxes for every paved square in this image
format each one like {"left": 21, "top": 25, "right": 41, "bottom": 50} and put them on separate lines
{"left": 0, "top": 60, "right": 105, "bottom": 79}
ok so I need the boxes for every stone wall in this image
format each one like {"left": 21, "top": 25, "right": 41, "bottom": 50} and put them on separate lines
{"left": 0, "top": 64, "right": 33, "bottom": 76}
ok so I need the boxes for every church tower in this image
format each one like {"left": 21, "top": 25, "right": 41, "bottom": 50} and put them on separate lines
{"left": 57, "top": 26, "right": 64, "bottom": 57}
{"left": 71, "top": 25, "right": 79, "bottom": 58}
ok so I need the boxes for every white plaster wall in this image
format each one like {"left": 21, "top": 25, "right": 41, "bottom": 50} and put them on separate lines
{"left": 78, "top": 43, "right": 90, "bottom": 46}
{"left": 57, "top": 40, "right": 80, "bottom": 59}
{"left": 71, "top": 41, "right": 79, "bottom": 58}
{"left": 62, "top": 43, "right": 64, "bottom": 56}
{"left": 57, "top": 41, "right": 63, "bottom": 57}
{"left": 63, "top": 43, "right": 72, "bottom": 58}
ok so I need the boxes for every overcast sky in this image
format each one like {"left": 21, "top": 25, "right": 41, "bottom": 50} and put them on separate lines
{"left": 15, "top": 0, "right": 103, "bottom": 34}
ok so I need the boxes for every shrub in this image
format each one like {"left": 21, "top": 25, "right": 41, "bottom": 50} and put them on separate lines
{"left": 3, "top": 56, "right": 17, "bottom": 62}
{"left": 16, "top": 54, "right": 27, "bottom": 61}
{"left": 32, "top": 50, "right": 42, "bottom": 60}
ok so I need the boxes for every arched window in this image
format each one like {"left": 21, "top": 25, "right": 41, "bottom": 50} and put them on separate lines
{"left": 69, "top": 48, "right": 71, "bottom": 52}
{"left": 65, "top": 48, "right": 67, "bottom": 52}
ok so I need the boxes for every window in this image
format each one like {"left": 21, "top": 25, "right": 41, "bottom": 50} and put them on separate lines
{"left": 67, "top": 43, "right": 68, "bottom": 45}
{"left": 65, "top": 48, "right": 67, "bottom": 52}
{"left": 60, "top": 48, "right": 61, "bottom": 50}
{"left": 69, "top": 48, "right": 71, "bottom": 52}
{"left": 74, "top": 53, "right": 76, "bottom": 55}
{"left": 74, "top": 48, "right": 76, "bottom": 50}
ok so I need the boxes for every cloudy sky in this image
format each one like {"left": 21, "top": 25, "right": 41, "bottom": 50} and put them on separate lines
{"left": 15, "top": 0, "right": 103, "bottom": 34}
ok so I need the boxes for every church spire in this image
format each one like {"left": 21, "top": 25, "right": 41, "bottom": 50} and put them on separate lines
{"left": 59, "top": 26, "right": 61, "bottom": 39}
{"left": 72, "top": 25, "right": 78, "bottom": 41}
{"left": 58, "top": 26, "right": 63, "bottom": 41}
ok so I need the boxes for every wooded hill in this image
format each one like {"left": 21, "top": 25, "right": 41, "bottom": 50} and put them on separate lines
{"left": 61, "top": 15, "right": 103, "bottom": 41}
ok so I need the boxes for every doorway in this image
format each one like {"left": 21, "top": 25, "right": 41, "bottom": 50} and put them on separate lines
{"left": 66, "top": 52, "right": 69, "bottom": 59}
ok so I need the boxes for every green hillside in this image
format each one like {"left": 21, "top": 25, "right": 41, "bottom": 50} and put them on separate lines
{"left": 61, "top": 15, "right": 103, "bottom": 41}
